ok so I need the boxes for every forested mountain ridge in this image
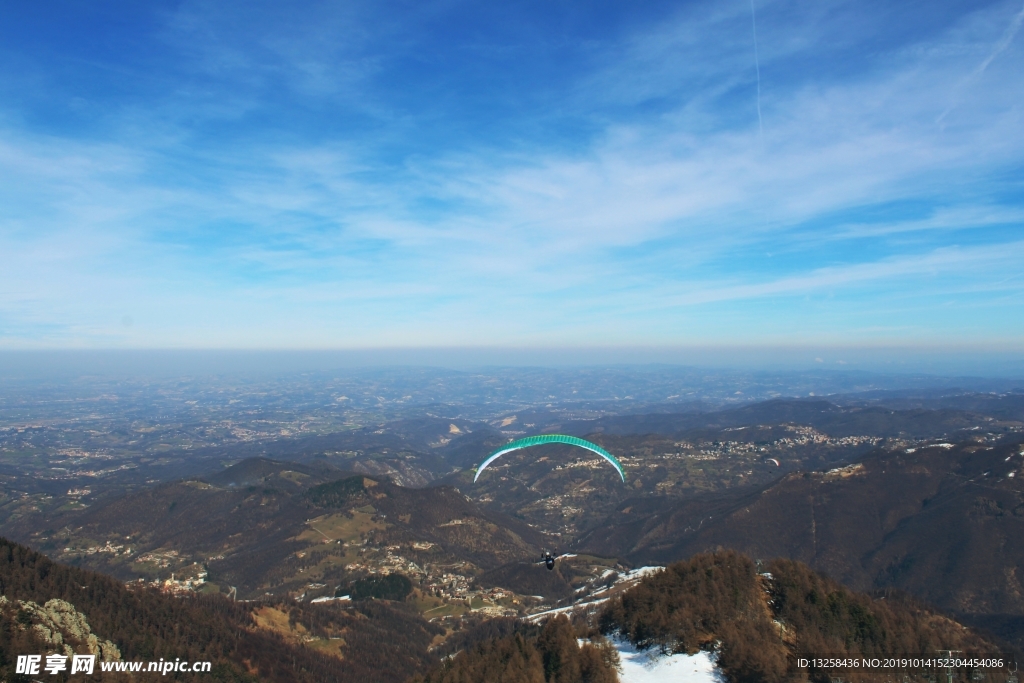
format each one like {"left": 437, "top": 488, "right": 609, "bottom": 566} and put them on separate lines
{"left": 556, "top": 396, "right": 1023, "bottom": 439}
{"left": 0, "top": 523, "right": 1012, "bottom": 683}
{"left": 578, "top": 438, "right": 1024, "bottom": 641}
{"left": 414, "top": 615, "right": 619, "bottom": 683}
{"left": 0, "top": 536, "right": 443, "bottom": 682}
{"left": 598, "top": 551, "right": 1010, "bottom": 683}
{"left": 3, "top": 391, "right": 1023, "bottom": 681}
{"left": 414, "top": 550, "right": 1010, "bottom": 683}
{"left": 3, "top": 458, "right": 551, "bottom": 600}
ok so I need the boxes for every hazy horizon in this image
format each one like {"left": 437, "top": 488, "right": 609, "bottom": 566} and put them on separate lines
{"left": 1, "top": 346, "right": 1024, "bottom": 381}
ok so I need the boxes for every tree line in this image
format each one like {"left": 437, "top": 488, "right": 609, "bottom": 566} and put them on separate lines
{"left": 0, "top": 536, "right": 440, "bottom": 682}
{"left": 413, "top": 615, "right": 619, "bottom": 683}
{"left": 599, "top": 550, "right": 1010, "bottom": 683}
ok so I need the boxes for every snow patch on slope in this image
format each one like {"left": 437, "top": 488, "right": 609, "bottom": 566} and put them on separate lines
{"left": 613, "top": 638, "right": 723, "bottom": 683}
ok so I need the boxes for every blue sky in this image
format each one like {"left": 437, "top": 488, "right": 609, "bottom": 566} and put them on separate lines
{"left": 1, "top": 0, "right": 1023, "bottom": 356}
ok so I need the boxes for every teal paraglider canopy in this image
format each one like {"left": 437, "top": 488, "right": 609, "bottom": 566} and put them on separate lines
{"left": 473, "top": 434, "right": 626, "bottom": 483}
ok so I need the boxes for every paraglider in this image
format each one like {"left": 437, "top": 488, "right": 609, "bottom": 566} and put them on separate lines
{"left": 766, "top": 458, "right": 780, "bottom": 467}
{"left": 542, "top": 551, "right": 556, "bottom": 570}
{"left": 473, "top": 434, "right": 626, "bottom": 483}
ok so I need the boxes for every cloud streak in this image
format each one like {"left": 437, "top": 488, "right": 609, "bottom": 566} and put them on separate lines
{"left": 0, "top": 0, "right": 1023, "bottom": 349}
{"left": 974, "top": 1, "right": 1024, "bottom": 75}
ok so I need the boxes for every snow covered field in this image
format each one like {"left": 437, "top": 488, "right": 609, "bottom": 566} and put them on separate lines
{"left": 613, "top": 638, "right": 722, "bottom": 683}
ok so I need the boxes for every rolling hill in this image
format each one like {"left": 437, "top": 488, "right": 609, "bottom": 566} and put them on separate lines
{"left": 5, "top": 458, "right": 551, "bottom": 600}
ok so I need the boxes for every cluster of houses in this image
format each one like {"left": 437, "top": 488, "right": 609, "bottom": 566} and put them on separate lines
{"left": 127, "top": 564, "right": 208, "bottom": 595}
{"left": 63, "top": 540, "right": 130, "bottom": 556}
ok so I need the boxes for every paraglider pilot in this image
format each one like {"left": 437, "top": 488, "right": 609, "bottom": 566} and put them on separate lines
{"left": 543, "top": 551, "right": 556, "bottom": 570}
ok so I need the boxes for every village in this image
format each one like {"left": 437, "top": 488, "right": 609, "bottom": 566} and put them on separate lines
{"left": 127, "top": 562, "right": 210, "bottom": 596}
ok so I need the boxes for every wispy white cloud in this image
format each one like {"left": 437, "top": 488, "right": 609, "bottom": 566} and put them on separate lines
{"left": 1, "top": 0, "right": 1023, "bottom": 349}
{"left": 830, "top": 206, "right": 1024, "bottom": 239}
{"left": 971, "top": 1, "right": 1024, "bottom": 75}
{"left": 657, "top": 241, "right": 1024, "bottom": 308}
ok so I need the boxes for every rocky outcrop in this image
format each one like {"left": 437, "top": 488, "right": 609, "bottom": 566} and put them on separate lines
{"left": 0, "top": 595, "right": 121, "bottom": 661}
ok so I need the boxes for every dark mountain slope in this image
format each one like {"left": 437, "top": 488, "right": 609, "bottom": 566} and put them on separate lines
{"left": 203, "top": 457, "right": 343, "bottom": 488}
{"left": 599, "top": 551, "right": 1009, "bottom": 683}
{"left": 559, "top": 399, "right": 841, "bottom": 435}
{"left": 6, "top": 458, "right": 551, "bottom": 597}
{"left": 0, "top": 536, "right": 441, "bottom": 682}
{"left": 578, "top": 439, "right": 1024, "bottom": 636}
{"left": 414, "top": 614, "right": 617, "bottom": 683}
{"left": 836, "top": 391, "right": 1024, "bottom": 422}
{"left": 562, "top": 398, "right": 991, "bottom": 438}
{"left": 335, "top": 477, "right": 552, "bottom": 570}
{"left": 421, "top": 551, "right": 1010, "bottom": 683}
{"left": 128, "top": 418, "right": 507, "bottom": 487}
{"left": 431, "top": 428, "right": 509, "bottom": 470}
{"left": 476, "top": 560, "right": 576, "bottom": 601}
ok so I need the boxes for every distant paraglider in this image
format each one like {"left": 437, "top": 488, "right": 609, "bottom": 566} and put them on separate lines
{"left": 543, "top": 551, "right": 556, "bottom": 570}
{"left": 473, "top": 434, "right": 626, "bottom": 483}
{"left": 766, "top": 458, "right": 780, "bottom": 467}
